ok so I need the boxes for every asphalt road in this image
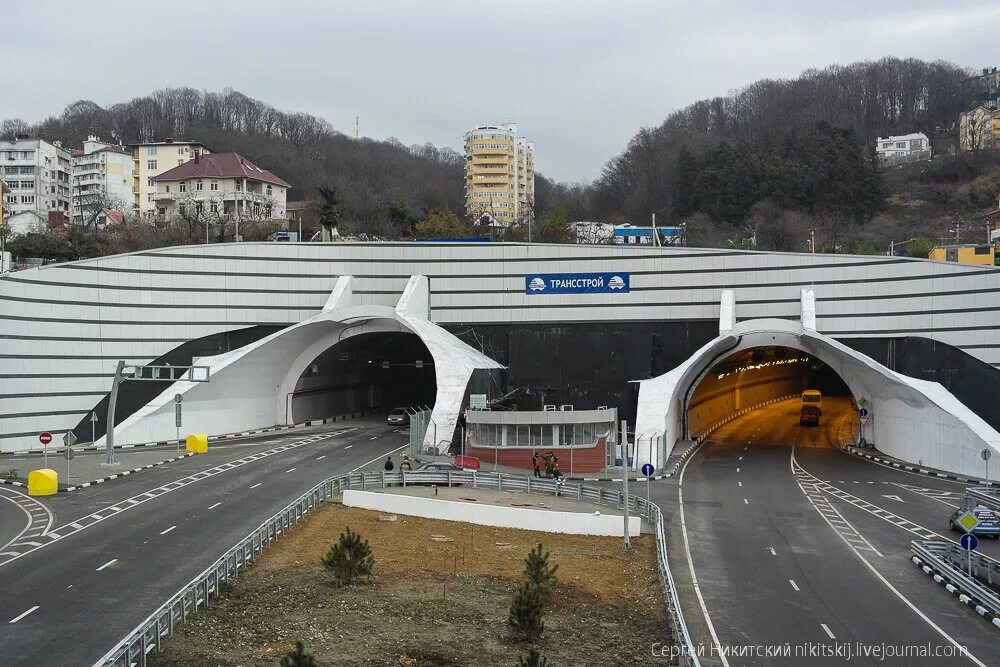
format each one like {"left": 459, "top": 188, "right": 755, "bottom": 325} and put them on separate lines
{"left": 657, "top": 397, "right": 997, "bottom": 666}
{"left": 0, "top": 419, "right": 408, "bottom": 666}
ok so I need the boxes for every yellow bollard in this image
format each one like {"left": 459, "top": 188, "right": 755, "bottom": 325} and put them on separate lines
{"left": 28, "top": 468, "right": 58, "bottom": 496}
{"left": 185, "top": 433, "right": 209, "bottom": 454}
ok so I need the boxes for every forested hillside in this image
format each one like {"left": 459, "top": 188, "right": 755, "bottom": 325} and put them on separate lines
{"left": 592, "top": 57, "right": 997, "bottom": 253}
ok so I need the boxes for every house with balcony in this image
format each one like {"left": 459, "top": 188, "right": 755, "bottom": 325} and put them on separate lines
{"left": 71, "top": 136, "right": 133, "bottom": 226}
{"left": 875, "top": 133, "right": 932, "bottom": 166}
{"left": 151, "top": 152, "right": 290, "bottom": 223}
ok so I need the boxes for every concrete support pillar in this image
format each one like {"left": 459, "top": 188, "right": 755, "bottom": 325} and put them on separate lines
{"left": 801, "top": 289, "right": 816, "bottom": 330}
{"left": 719, "top": 290, "right": 736, "bottom": 335}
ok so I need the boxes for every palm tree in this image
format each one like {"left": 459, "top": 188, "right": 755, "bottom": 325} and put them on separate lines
{"left": 316, "top": 186, "right": 343, "bottom": 242}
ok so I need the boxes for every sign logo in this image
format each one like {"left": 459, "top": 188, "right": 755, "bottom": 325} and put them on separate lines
{"left": 524, "top": 272, "right": 631, "bottom": 295}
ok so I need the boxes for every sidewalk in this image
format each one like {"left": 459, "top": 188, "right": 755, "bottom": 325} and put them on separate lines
{"left": 844, "top": 444, "right": 990, "bottom": 484}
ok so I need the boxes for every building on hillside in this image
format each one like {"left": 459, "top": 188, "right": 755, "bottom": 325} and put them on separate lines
{"left": 875, "top": 133, "right": 932, "bottom": 166}
{"left": 612, "top": 224, "right": 685, "bottom": 246}
{"left": 985, "top": 192, "right": 1000, "bottom": 250}
{"left": 929, "top": 243, "right": 997, "bottom": 266}
{"left": 464, "top": 123, "right": 534, "bottom": 227}
{"left": 130, "top": 138, "right": 211, "bottom": 217}
{"left": 958, "top": 106, "right": 1000, "bottom": 152}
{"left": 0, "top": 138, "right": 72, "bottom": 235}
{"left": 151, "top": 152, "right": 290, "bottom": 224}
{"left": 0, "top": 177, "right": 7, "bottom": 226}
{"left": 285, "top": 200, "right": 316, "bottom": 233}
{"left": 71, "top": 136, "right": 133, "bottom": 226}
{"left": 967, "top": 67, "right": 1000, "bottom": 110}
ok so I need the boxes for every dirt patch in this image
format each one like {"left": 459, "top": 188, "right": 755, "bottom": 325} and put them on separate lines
{"left": 149, "top": 502, "right": 674, "bottom": 666}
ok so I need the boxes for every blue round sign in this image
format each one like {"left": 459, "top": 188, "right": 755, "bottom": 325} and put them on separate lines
{"left": 960, "top": 533, "right": 979, "bottom": 551}
{"left": 641, "top": 463, "right": 655, "bottom": 477}
{"left": 859, "top": 408, "right": 869, "bottom": 418}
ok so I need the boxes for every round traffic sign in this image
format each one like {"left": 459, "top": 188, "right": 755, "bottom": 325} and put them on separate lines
{"left": 859, "top": 408, "right": 869, "bottom": 418}
{"left": 960, "top": 533, "right": 979, "bottom": 551}
{"left": 983, "top": 449, "right": 992, "bottom": 461}
{"left": 64, "top": 447, "right": 76, "bottom": 461}
{"left": 641, "top": 463, "right": 655, "bottom": 477}
{"left": 39, "top": 432, "right": 52, "bottom": 445}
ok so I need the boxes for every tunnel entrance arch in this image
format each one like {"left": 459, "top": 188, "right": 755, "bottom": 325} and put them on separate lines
{"left": 635, "top": 318, "right": 1000, "bottom": 479}
{"left": 684, "top": 346, "right": 852, "bottom": 441}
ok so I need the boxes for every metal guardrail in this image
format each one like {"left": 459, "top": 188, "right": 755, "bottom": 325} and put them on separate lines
{"left": 967, "top": 486, "right": 1000, "bottom": 511}
{"left": 94, "top": 469, "right": 700, "bottom": 667}
{"left": 911, "top": 540, "right": 1000, "bottom": 626}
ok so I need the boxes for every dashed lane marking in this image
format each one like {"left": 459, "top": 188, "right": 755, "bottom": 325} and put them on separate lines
{"left": 160, "top": 526, "right": 176, "bottom": 535}
{"left": 285, "top": 468, "right": 297, "bottom": 473}
{"left": 207, "top": 502, "right": 222, "bottom": 510}
{"left": 789, "top": 579, "right": 800, "bottom": 591}
{"left": 8, "top": 606, "right": 38, "bottom": 624}
{"left": 96, "top": 558, "right": 117, "bottom": 571}
{"left": 250, "top": 483, "right": 262, "bottom": 489}
{"left": 0, "top": 429, "right": 352, "bottom": 569}
{"left": 316, "top": 455, "right": 326, "bottom": 461}
{"left": 821, "top": 624, "right": 836, "bottom": 639}
{"left": 0, "top": 487, "right": 54, "bottom": 551}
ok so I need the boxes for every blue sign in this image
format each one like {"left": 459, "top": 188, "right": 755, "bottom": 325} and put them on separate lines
{"left": 641, "top": 463, "right": 655, "bottom": 477}
{"left": 960, "top": 533, "right": 979, "bottom": 551}
{"left": 525, "top": 272, "right": 630, "bottom": 295}
{"left": 859, "top": 408, "right": 869, "bottom": 418}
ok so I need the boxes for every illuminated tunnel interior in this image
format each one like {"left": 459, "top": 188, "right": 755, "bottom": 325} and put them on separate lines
{"left": 288, "top": 331, "right": 436, "bottom": 423}
{"left": 686, "top": 346, "right": 851, "bottom": 439}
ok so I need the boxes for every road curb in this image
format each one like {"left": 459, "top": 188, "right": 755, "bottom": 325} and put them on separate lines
{"left": 844, "top": 446, "right": 988, "bottom": 484}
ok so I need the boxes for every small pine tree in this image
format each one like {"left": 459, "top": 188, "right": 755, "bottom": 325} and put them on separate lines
{"left": 321, "top": 526, "right": 374, "bottom": 586}
{"left": 508, "top": 581, "right": 545, "bottom": 642}
{"left": 517, "top": 648, "right": 548, "bottom": 667}
{"left": 523, "top": 544, "right": 558, "bottom": 604}
{"left": 280, "top": 641, "right": 316, "bottom": 667}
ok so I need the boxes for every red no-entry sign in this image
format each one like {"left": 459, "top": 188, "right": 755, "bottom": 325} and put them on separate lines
{"left": 39, "top": 432, "right": 52, "bottom": 445}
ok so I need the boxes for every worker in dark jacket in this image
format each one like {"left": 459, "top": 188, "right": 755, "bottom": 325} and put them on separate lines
{"left": 531, "top": 452, "right": 541, "bottom": 477}
{"left": 384, "top": 456, "right": 394, "bottom": 471}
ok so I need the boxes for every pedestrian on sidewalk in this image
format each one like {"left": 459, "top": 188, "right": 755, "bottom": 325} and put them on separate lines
{"left": 531, "top": 451, "right": 541, "bottom": 477}
{"left": 384, "top": 456, "right": 394, "bottom": 471}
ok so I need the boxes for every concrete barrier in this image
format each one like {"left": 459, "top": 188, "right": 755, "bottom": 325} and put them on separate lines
{"left": 185, "top": 434, "right": 208, "bottom": 454}
{"left": 28, "top": 468, "right": 58, "bottom": 496}
{"left": 342, "top": 489, "right": 641, "bottom": 537}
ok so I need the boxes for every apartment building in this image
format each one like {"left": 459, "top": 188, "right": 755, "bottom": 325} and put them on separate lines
{"left": 151, "top": 152, "right": 289, "bottom": 221}
{"left": 0, "top": 138, "right": 72, "bottom": 234}
{"left": 959, "top": 106, "right": 1000, "bottom": 151}
{"left": 71, "top": 136, "right": 133, "bottom": 226}
{"left": 131, "top": 138, "right": 211, "bottom": 216}
{"left": 464, "top": 123, "right": 534, "bottom": 227}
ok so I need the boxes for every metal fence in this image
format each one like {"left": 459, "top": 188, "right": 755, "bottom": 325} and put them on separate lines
{"left": 911, "top": 539, "right": 1000, "bottom": 624}
{"left": 407, "top": 407, "right": 434, "bottom": 457}
{"left": 94, "top": 469, "right": 700, "bottom": 667}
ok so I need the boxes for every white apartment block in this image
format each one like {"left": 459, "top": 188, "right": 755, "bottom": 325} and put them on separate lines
{"left": 0, "top": 138, "right": 72, "bottom": 234}
{"left": 131, "top": 138, "right": 211, "bottom": 216}
{"left": 71, "top": 136, "right": 134, "bottom": 226}
{"left": 152, "top": 152, "right": 289, "bottom": 222}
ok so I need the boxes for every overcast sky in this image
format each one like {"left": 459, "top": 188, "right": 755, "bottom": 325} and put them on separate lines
{"left": 3, "top": 0, "right": 999, "bottom": 182}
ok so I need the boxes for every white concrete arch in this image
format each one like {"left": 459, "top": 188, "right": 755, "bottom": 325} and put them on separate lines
{"left": 634, "top": 317, "right": 1000, "bottom": 479}
{"left": 103, "top": 276, "right": 503, "bottom": 452}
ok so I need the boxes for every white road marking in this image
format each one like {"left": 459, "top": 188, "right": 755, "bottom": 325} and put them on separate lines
{"left": 285, "top": 468, "right": 296, "bottom": 473}
{"left": 768, "top": 547, "right": 777, "bottom": 556}
{"left": 743, "top": 498, "right": 749, "bottom": 505}
{"left": 96, "top": 558, "right": 117, "bottom": 571}
{"left": 678, "top": 441, "right": 730, "bottom": 667}
{"left": 345, "top": 445, "right": 353, "bottom": 449}
{"left": 821, "top": 623, "right": 836, "bottom": 639}
{"left": 250, "top": 483, "right": 262, "bottom": 489}
{"left": 736, "top": 467, "right": 740, "bottom": 473}
{"left": 789, "top": 579, "right": 799, "bottom": 591}
{"left": 791, "top": 445, "right": 987, "bottom": 667}
{"left": 160, "top": 526, "right": 176, "bottom": 535}
{"left": 207, "top": 502, "right": 222, "bottom": 510}
{"left": 9, "top": 606, "right": 39, "bottom": 624}
{"left": 881, "top": 494, "right": 905, "bottom": 503}
{"left": 370, "top": 436, "right": 379, "bottom": 440}
{"left": 316, "top": 455, "right": 326, "bottom": 460}
{"left": 739, "top": 456, "right": 743, "bottom": 461}
{"left": 738, "top": 481, "right": 742, "bottom": 487}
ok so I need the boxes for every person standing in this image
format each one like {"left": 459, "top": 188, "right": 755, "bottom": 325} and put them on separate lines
{"left": 384, "top": 456, "right": 394, "bottom": 471}
{"left": 531, "top": 451, "right": 541, "bottom": 477}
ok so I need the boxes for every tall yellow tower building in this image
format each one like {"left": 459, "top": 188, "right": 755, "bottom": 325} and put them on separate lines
{"left": 464, "top": 123, "right": 534, "bottom": 227}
